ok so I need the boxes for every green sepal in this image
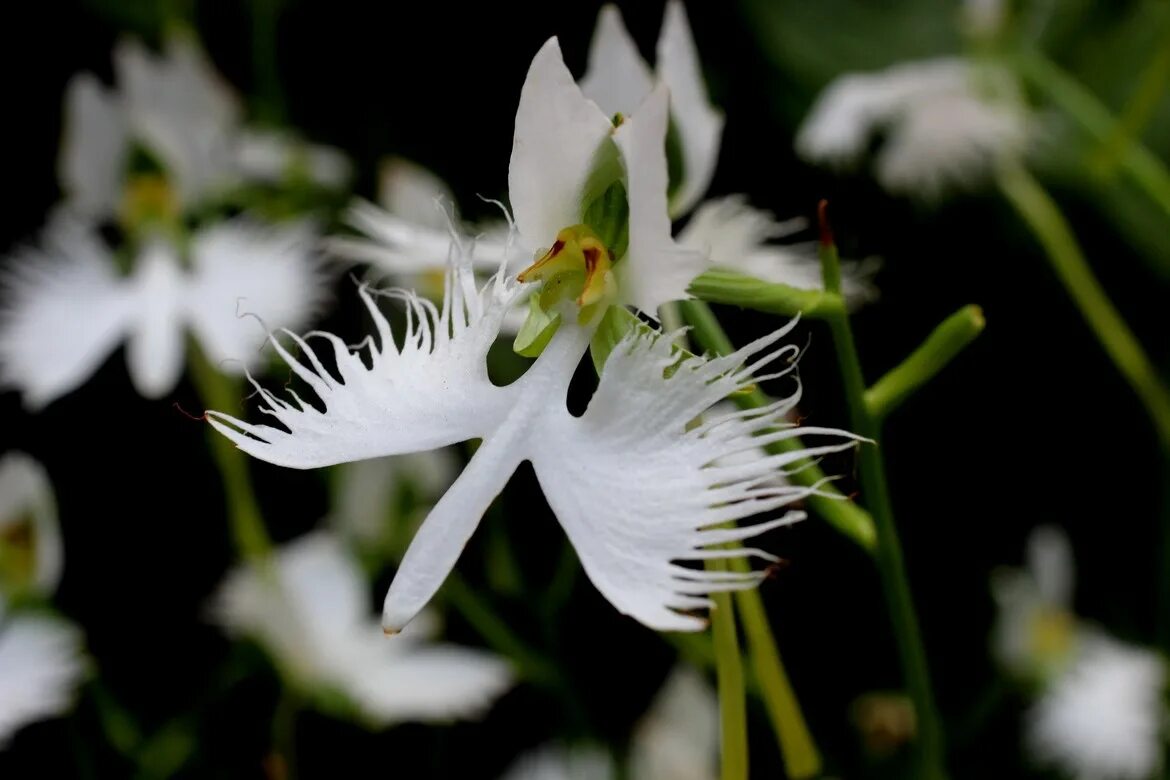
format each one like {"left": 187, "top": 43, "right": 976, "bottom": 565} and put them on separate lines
{"left": 689, "top": 268, "right": 845, "bottom": 320}
{"left": 581, "top": 180, "right": 630, "bottom": 261}
{"left": 512, "top": 293, "right": 562, "bottom": 358}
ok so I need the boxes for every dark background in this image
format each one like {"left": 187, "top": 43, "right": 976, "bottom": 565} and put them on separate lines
{"left": 2, "top": 0, "right": 1166, "bottom": 776}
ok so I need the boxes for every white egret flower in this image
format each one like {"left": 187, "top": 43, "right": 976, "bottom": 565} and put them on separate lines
{"left": 60, "top": 34, "right": 242, "bottom": 221}
{"left": 0, "top": 453, "right": 61, "bottom": 598}
{"left": 1026, "top": 634, "right": 1166, "bottom": 780}
{"left": 0, "top": 606, "right": 86, "bottom": 748}
{"left": 502, "top": 666, "right": 718, "bottom": 780}
{"left": 796, "top": 58, "right": 1029, "bottom": 199}
{"left": 0, "top": 217, "right": 322, "bottom": 409}
{"left": 212, "top": 531, "right": 512, "bottom": 726}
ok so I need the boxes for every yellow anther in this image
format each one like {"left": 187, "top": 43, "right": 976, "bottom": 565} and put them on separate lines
{"left": 517, "top": 225, "right": 617, "bottom": 312}
{"left": 1029, "top": 608, "right": 1075, "bottom": 664}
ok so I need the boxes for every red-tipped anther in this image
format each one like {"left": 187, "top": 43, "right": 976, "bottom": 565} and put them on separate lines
{"left": 817, "top": 199, "right": 834, "bottom": 248}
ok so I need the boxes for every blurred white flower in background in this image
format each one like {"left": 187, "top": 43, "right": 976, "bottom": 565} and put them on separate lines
{"left": 797, "top": 58, "right": 1030, "bottom": 199}
{"left": 0, "top": 454, "right": 86, "bottom": 749}
{"left": 212, "top": 531, "right": 513, "bottom": 726}
{"left": 0, "top": 217, "right": 323, "bottom": 408}
{"left": 501, "top": 666, "right": 717, "bottom": 780}
{"left": 992, "top": 526, "right": 1168, "bottom": 779}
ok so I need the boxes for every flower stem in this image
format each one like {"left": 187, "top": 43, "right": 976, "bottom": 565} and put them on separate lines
{"left": 997, "top": 163, "right": 1170, "bottom": 449}
{"left": 678, "top": 299, "right": 877, "bottom": 551}
{"left": 187, "top": 344, "right": 272, "bottom": 561}
{"left": 818, "top": 206, "right": 947, "bottom": 779}
{"left": 1092, "top": 16, "right": 1170, "bottom": 177}
{"left": 709, "top": 563, "right": 749, "bottom": 780}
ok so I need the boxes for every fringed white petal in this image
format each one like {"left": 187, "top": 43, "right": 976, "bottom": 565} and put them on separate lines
{"left": 0, "top": 218, "right": 135, "bottom": 409}
{"left": 0, "top": 614, "right": 86, "bottom": 747}
{"left": 124, "top": 242, "right": 186, "bottom": 398}
{"left": 0, "top": 453, "right": 62, "bottom": 598}
{"left": 184, "top": 220, "right": 324, "bottom": 373}
{"left": 530, "top": 322, "right": 862, "bottom": 632}
{"left": 58, "top": 74, "right": 128, "bottom": 221}
{"left": 612, "top": 84, "right": 707, "bottom": 315}
{"left": 657, "top": 0, "right": 724, "bottom": 218}
{"left": 508, "top": 38, "right": 615, "bottom": 253}
{"left": 207, "top": 263, "right": 524, "bottom": 469}
{"left": 579, "top": 5, "right": 655, "bottom": 119}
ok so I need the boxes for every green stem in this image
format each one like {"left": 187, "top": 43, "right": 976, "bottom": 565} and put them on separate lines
{"left": 997, "top": 164, "right": 1170, "bottom": 449}
{"left": 709, "top": 563, "right": 748, "bottom": 780}
{"left": 819, "top": 227, "right": 946, "bottom": 779}
{"left": 731, "top": 570, "right": 821, "bottom": 778}
{"left": 1014, "top": 50, "right": 1170, "bottom": 218}
{"left": 865, "top": 306, "right": 985, "bottom": 422}
{"left": 678, "top": 300, "right": 877, "bottom": 551}
{"left": 270, "top": 689, "right": 299, "bottom": 780}
{"left": 251, "top": 0, "right": 285, "bottom": 124}
{"left": 187, "top": 344, "right": 272, "bottom": 560}
{"left": 1092, "top": 17, "right": 1170, "bottom": 176}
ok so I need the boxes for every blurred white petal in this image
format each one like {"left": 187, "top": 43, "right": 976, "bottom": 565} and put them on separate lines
{"left": 630, "top": 666, "right": 719, "bottom": 780}
{"left": 124, "top": 241, "right": 185, "bottom": 398}
{"left": 0, "top": 454, "right": 61, "bottom": 598}
{"left": 0, "top": 612, "right": 86, "bottom": 748}
{"left": 58, "top": 75, "right": 128, "bottom": 220}
{"left": 1027, "top": 635, "right": 1166, "bottom": 780}
{"left": 233, "top": 130, "right": 351, "bottom": 189}
{"left": 379, "top": 157, "right": 460, "bottom": 229}
{"left": 656, "top": 0, "right": 724, "bottom": 217}
{"left": 501, "top": 744, "right": 615, "bottom": 780}
{"left": 579, "top": 5, "right": 655, "bottom": 119}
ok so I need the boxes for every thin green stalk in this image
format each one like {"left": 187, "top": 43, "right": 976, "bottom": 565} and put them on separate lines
{"left": 1014, "top": 51, "right": 1170, "bottom": 218}
{"left": 251, "top": 0, "right": 286, "bottom": 124}
{"left": 731, "top": 569, "right": 821, "bottom": 779}
{"left": 997, "top": 163, "right": 1170, "bottom": 449}
{"left": 270, "top": 689, "right": 299, "bottom": 780}
{"left": 818, "top": 211, "right": 946, "bottom": 779}
{"left": 187, "top": 344, "right": 272, "bottom": 560}
{"left": 1093, "top": 18, "right": 1170, "bottom": 176}
{"left": 678, "top": 299, "right": 877, "bottom": 551}
{"left": 709, "top": 562, "right": 748, "bottom": 780}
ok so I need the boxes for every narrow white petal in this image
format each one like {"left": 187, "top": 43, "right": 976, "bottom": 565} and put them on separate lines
{"left": 631, "top": 666, "right": 719, "bottom": 780}
{"left": 0, "top": 454, "right": 61, "bottom": 598}
{"left": 530, "top": 323, "right": 859, "bottom": 631}
{"left": 0, "top": 218, "right": 135, "bottom": 409}
{"left": 207, "top": 262, "right": 523, "bottom": 469}
{"left": 184, "top": 220, "right": 324, "bottom": 373}
{"left": 612, "top": 84, "right": 707, "bottom": 314}
{"left": 125, "top": 242, "right": 186, "bottom": 398}
{"left": 508, "top": 38, "right": 614, "bottom": 252}
{"left": 1028, "top": 525, "right": 1074, "bottom": 610}
{"left": 57, "top": 75, "right": 128, "bottom": 221}
{"left": 0, "top": 614, "right": 86, "bottom": 747}
{"left": 656, "top": 0, "right": 724, "bottom": 217}
{"left": 579, "top": 5, "right": 655, "bottom": 118}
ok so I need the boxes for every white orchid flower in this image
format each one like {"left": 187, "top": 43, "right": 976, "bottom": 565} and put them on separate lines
{"left": 797, "top": 58, "right": 1030, "bottom": 199}
{"left": 0, "top": 604, "right": 86, "bottom": 749}
{"left": 0, "top": 453, "right": 61, "bottom": 599}
{"left": 991, "top": 525, "right": 1078, "bottom": 682}
{"left": 60, "top": 34, "right": 242, "bottom": 221}
{"left": 0, "top": 217, "right": 322, "bottom": 409}
{"left": 207, "top": 246, "right": 860, "bottom": 633}
{"left": 578, "top": 1, "right": 723, "bottom": 218}
{"left": 501, "top": 665, "right": 718, "bottom": 780}
{"left": 212, "top": 531, "right": 512, "bottom": 726}
{"left": 1026, "top": 634, "right": 1166, "bottom": 780}
{"left": 677, "top": 195, "right": 878, "bottom": 308}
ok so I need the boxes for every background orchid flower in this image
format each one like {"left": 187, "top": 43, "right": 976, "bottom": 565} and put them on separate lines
{"left": 500, "top": 665, "right": 718, "bottom": 780}
{"left": 0, "top": 217, "right": 323, "bottom": 408}
{"left": 212, "top": 531, "right": 513, "bottom": 726}
{"left": 208, "top": 254, "right": 860, "bottom": 633}
{"left": 0, "top": 453, "right": 61, "bottom": 599}
{"left": 796, "top": 58, "right": 1031, "bottom": 200}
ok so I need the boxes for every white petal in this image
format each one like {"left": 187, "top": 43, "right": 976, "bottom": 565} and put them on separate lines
{"left": 1027, "top": 525, "right": 1074, "bottom": 610}
{"left": 508, "top": 38, "right": 614, "bottom": 252}
{"left": 501, "top": 744, "right": 615, "bottom": 780}
{"left": 631, "top": 666, "right": 719, "bottom": 780}
{"left": 579, "top": 5, "right": 655, "bottom": 118}
{"left": 656, "top": 0, "right": 724, "bottom": 217}
{"left": 124, "top": 241, "right": 185, "bottom": 398}
{"left": 184, "top": 220, "right": 324, "bottom": 373}
{"left": 57, "top": 74, "right": 128, "bottom": 221}
{"left": 233, "top": 130, "right": 351, "bottom": 189}
{"left": 0, "top": 614, "right": 86, "bottom": 747}
{"left": 1027, "top": 634, "right": 1166, "bottom": 780}
{"left": 530, "top": 322, "right": 862, "bottom": 631}
{"left": 378, "top": 157, "right": 459, "bottom": 229}
{"left": 338, "top": 638, "right": 513, "bottom": 725}
{"left": 0, "top": 218, "right": 134, "bottom": 409}
{"left": 612, "top": 84, "right": 707, "bottom": 314}
{"left": 207, "top": 262, "right": 524, "bottom": 469}
{"left": 0, "top": 454, "right": 61, "bottom": 598}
